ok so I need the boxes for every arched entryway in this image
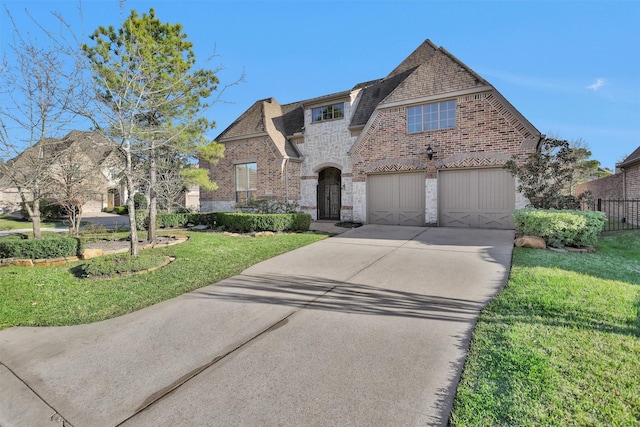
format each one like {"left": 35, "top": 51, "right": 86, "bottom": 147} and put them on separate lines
{"left": 317, "top": 167, "right": 341, "bottom": 220}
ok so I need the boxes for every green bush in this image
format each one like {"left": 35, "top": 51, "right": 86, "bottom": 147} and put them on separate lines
{"left": 134, "top": 193, "right": 148, "bottom": 210}
{"left": 238, "top": 199, "right": 301, "bottom": 214}
{"left": 217, "top": 212, "right": 311, "bottom": 233}
{"left": 134, "top": 211, "right": 218, "bottom": 230}
{"left": 157, "top": 213, "right": 190, "bottom": 228}
{"left": 78, "top": 254, "right": 168, "bottom": 277}
{"left": 513, "top": 208, "right": 606, "bottom": 248}
{"left": 113, "top": 205, "right": 128, "bottom": 215}
{"left": 21, "top": 200, "right": 65, "bottom": 221}
{"left": 189, "top": 212, "right": 217, "bottom": 227}
{"left": 0, "top": 237, "right": 81, "bottom": 259}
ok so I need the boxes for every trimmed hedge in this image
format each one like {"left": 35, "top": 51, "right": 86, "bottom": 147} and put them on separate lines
{"left": 513, "top": 208, "right": 606, "bottom": 248}
{"left": 134, "top": 210, "right": 218, "bottom": 230}
{"left": 217, "top": 212, "right": 311, "bottom": 233}
{"left": 0, "top": 237, "right": 81, "bottom": 259}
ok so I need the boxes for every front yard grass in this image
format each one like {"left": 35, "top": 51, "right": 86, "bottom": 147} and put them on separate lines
{"left": 0, "top": 214, "right": 65, "bottom": 230}
{"left": 450, "top": 230, "right": 640, "bottom": 426}
{"left": 0, "top": 231, "right": 326, "bottom": 330}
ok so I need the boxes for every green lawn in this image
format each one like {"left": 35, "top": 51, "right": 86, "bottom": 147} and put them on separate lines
{"left": 450, "top": 230, "right": 640, "bottom": 426}
{"left": 0, "top": 231, "right": 326, "bottom": 329}
{"left": 0, "top": 214, "right": 65, "bottom": 230}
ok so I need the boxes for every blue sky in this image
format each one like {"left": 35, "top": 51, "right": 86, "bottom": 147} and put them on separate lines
{"left": 1, "top": 0, "right": 639, "bottom": 170}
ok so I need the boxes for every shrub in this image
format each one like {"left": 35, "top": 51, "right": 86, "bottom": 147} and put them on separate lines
{"left": 134, "top": 193, "right": 148, "bottom": 210}
{"left": 189, "top": 212, "right": 217, "bottom": 227}
{"left": 0, "top": 236, "right": 81, "bottom": 259}
{"left": 513, "top": 208, "right": 606, "bottom": 248}
{"left": 113, "top": 205, "right": 128, "bottom": 215}
{"left": 78, "top": 254, "right": 168, "bottom": 277}
{"left": 237, "top": 199, "right": 300, "bottom": 214}
{"left": 157, "top": 213, "right": 190, "bottom": 228}
{"left": 21, "top": 200, "right": 65, "bottom": 221}
{"left": 217, "top": 212, "right": 311, "bottom": 233}
{"left": 135, "top": 211, "right": 218, "bottom": 230}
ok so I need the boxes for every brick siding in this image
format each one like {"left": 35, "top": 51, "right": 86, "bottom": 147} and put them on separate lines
{"left": 576, "top": 173, "right": 624, "bottom": 200}
{"left": 200, "top": 136, "right": 300, "bottom": 208}
{"left": 351, "top": 91, "right": 537, "bottom": 180}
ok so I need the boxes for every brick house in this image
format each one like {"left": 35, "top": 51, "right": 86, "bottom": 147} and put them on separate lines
{"left": 577, "top": 146, "right": 640, "bottom": 225}
{"left": 0, "top": 131, "right": 125, "bottom": 214}
{"left": 200, "top": 40, "right": 541, "bottom": 229}
{"left": 577, "top": 146, "right": 640, "bottom": 201}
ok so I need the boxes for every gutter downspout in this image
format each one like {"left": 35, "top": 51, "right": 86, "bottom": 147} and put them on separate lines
{"left": 284, "top": 158, "right": 289, "bottom": 202}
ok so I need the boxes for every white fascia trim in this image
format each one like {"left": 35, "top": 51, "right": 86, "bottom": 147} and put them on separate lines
{"left": 219, "top": 131, "right": 269, "bottom": 143}
{"left": 378, "top": 86, "right": 494, "bottom": 109}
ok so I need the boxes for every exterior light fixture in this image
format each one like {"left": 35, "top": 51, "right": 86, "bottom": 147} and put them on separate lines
{"left": 426, "top": 146, "right": 437, "bottom": 160}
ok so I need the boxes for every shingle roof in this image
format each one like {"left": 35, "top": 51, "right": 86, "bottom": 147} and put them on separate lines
{"left": 349, "top": 69, "right": 415, "bottom": 128}
{"left": 215, "top": 98, "right": 303, "bottom": 159}
{"left": 619, "top": 145, "right": 640, "bottom": 167}
{"left": 215, "top": 39, "right": 531, "bottom": 159}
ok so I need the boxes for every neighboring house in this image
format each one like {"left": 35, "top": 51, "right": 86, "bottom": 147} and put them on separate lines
{"left": 577, "top": 146, "right": 640, "bottom": 201}
{"left": 577, "top": 146, "right": 640, "bottom": 225}
{"left": 200, "top": 39, "right": 542, "bottom": 229}
{"left": 0, "top": 131, "right": 125, "bottom": 214}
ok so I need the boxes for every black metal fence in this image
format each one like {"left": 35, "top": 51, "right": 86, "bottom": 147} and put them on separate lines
{"left": 592, "top": 199, "right": 640, "bottom": 231}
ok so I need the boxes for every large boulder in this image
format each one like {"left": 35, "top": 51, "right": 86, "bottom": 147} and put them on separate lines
{"left": 81, "top": 248, "right": 104, "bottom": 260}
{"left": 515, "top": 235, "right": 546, "bottom": 249}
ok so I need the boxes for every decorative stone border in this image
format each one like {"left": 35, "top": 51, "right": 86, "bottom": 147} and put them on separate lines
{"left": 0, "top": 235, "right": 188, "bottom": 268}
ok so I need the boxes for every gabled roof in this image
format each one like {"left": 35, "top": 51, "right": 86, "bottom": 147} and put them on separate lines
{"left": 5, "top": 131, "right": 117, "bottom": 170}
{"left": 216, "top": 39, "right": 539, "bottom": 157}
{"left": 216, "top": 98, "right": 302, "bottom": 159}
{"left": 619, "top": 145, "right": 640, "bottom": 168}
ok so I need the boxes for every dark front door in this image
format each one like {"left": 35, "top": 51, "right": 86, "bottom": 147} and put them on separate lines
{"left": 317, "top": 168, "right": 341, "bottom": 220}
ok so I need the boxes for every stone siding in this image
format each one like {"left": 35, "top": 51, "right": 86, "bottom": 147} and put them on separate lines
{"left": 425, "top": 178, "right": 437, "bottom": 224}
{"left": 297, "top": 91, "right": 361, "bottom": 221}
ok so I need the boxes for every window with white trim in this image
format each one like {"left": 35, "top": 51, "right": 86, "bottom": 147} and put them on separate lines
{"left": 235, "top": 162, "right": 257, "bottom": 203}
{"left": 311, "top": 103, "right": 344, "bottom": 122}
{"left": 407, "top": 100, "right": 456, "bottom": 133}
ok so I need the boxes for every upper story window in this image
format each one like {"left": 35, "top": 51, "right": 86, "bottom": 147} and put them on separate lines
{"left": 312, "top": 103, "right": 344, "bottom": 123}
{"left": 407, "top": 100, "right": 456, "bottom": 133}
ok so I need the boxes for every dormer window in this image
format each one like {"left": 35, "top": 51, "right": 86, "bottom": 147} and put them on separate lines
{"left": 312, "top": 103, "right": 344, "bottom": 123}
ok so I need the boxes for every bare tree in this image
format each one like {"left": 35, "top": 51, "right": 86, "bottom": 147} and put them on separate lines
{"left": 0, "top": 8, "right": 87, "bottom": 239}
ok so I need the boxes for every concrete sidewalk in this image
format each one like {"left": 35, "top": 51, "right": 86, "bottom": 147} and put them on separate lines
{"left": 0, "top": 225, "right": 513, "bottom": 426}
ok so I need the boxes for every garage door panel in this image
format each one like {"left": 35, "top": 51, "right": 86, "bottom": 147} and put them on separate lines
{"left": 440, "top": 168, "right": 515, "bottom": 229}
{"left": 368, "top": 172, "right": 425, "bottom": 226}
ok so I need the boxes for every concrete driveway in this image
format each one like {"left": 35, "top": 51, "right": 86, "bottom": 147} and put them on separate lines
{"left": 0, "top": 225, "right": 514, "bottom": 426}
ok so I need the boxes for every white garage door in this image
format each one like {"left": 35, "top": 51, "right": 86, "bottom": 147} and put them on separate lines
{"left": 368, "top": 172, "right": 425, "bottom": 226}
{"left": 439, "top": 168, "right": 515, "bottom": 229}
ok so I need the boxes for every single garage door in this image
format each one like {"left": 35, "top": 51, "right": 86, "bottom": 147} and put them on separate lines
{"left": 439, "top": 168, "right": 515, "bottom": 229}
{"left": 368, "top": 172, "right": 425, "bottom": 226}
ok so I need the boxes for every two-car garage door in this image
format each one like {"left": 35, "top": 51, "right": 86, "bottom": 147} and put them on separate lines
{"left": 439, "top": 168, "right": 515, "bottom": 229}
{"left": 367, "top": 168, "right": 515, "bottom": 229}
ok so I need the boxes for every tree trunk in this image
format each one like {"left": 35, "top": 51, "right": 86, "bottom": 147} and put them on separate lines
{"left": 125, "top": 148, "right": 139, "bottom": 256}
{"left": 148, "top": 139, "right": 157, "bottom": 243}
{"left": 31, "top": 198, "right": 42, "bottom": 240}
